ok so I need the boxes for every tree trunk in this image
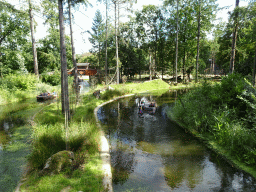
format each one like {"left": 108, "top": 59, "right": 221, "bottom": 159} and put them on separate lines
{"left": 155, "top": 29, "right": 158, "bottom": 73}
{"left": 68, "top": 0, "right": 78, "bottom": 100}
{"left": 115, "top": 1, "right": 119, "bottom": 84}
{"left": 28, "top": 0, "right": 39, "bottom": 78}
{"left": 149, "top": 49, "right": 152, "bottom": 81}
{"left": 253, "top": 46, "right": 256, "bottom": 86}
{"left": 175, "top": 0, "right": 179, "bottom": 83}
{"left": 105, "top": 0, "right": 108, "bottom": 84}
{"left": 196, "top": 0, "right": 201, "bottom": 83}
{"left": 98, "top": 43, "right": 100, "bottom": 67}
{"left": 183, "top": 48, "right": 186, "bottom": 81}
{"left": 58, "top": 0, "right": 70, "bottom": 120}
{"left": 183, "top": 12, "right": 187, "bottom": 81}
{"left": 229, "top": 0, "right": 240, "bottom": 74}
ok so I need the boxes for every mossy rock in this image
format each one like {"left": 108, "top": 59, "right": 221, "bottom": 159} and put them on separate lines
{"left": 40, "top": 150, "right": 75, "bottom": 175}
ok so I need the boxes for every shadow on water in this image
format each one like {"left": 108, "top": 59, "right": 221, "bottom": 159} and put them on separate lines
{"left": 98, "top": 90, "right": 256, "bottom": 192}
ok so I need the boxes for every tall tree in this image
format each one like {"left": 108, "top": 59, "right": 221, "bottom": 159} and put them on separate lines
{"left": 116, "top": 0, "right": 119, "bottom": 84}
{"left": 111, "top": 0, "right": 120, "bottom": 84}
{"left": 97, "top": 0, "right": 110, "bottom": 83}
{"left": 28, "top": 0, "right": 39, "bottom": 78}
{"left": 58, "top": 0, "right": 70, "bottom": 120}
{"left": 135, "top": 5, "right": 162, "bottom": 79}
{"left": 105, "top": 0, "right": 108, "bottom": 84}
{"left": 175, "top": 0, "right": 179, "bottom": 83}
{"left": 88, "top": 10, "right": 105, "bottom": 67}
{"left": 68, "top": 0, "right": 78, "bottom": 98}
{"left": 196, "top": 0, "right": 201, "bottom": 82}
{"left": 229, "top": 0, "right": 240, "bottom": 73}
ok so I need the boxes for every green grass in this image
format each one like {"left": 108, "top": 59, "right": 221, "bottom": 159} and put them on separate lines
{"left": 20, "top": 157, "right": 103, "bottom": 192}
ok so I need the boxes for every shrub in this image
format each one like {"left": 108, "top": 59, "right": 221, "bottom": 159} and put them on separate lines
{"left": 171, "top": 73, "right": 256, "bottom": 166}
{"left": 29, "top": 134, "right": 66, "bottom": 169}
{"left": 41, "top": 70, "right": 61, "bottom": 86}
{"left": 0, "top": 73, "right": 37, "bottom": 91}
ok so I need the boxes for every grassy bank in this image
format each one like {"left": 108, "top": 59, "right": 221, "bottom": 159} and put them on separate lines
{"left": 19, "top": 79, "right": 171, "bottom": 191}
{"left": 168, "top": 73, "right": 256, "bottom": 179}
{"left": 0, "top": 73, "right": 59, "bottom": 105}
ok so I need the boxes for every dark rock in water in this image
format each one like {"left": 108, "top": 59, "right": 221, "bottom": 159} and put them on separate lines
{"left": 40, "top": 150, "right": 75, "bottom": 175}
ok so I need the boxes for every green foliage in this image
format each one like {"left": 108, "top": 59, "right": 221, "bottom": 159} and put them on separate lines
{"left": 77, "top": 54, "right": 98, "bottom": 66}
{"left": 0, "top": 1, "right": 30, "bottom": 48}
{"left": 171, "top": 74, "right": 256, "bottom": 166}
{"left": 87, "top": 9, "right": 105, "bottom": 68}
{"left": 41, "top": 70, "right": 61, "bottom": 86}
{"left": 216, "top": 2, "right": 256, "bottom": 76}
{"left": 0, "top": 73, "right": 37, "bottom": 91}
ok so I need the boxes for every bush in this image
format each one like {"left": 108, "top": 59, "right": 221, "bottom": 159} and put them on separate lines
{"left": 170, "top": 80, "right": 216, "bottom": 133}
{"left": 29, "top": 133, "right": 66, "bottom": 169}
{"left": 0, "top": 73, "right": 37, "bottom": 91}
{"left": 171, "top": 73, "right": 256, "bottom": 166}
{"left": 41, "top": 70, "right": 61, "bottom": 86}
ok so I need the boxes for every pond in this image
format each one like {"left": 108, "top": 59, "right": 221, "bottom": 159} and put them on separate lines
{"left": 97, "top": 90, "right": 256, "bottom": 192}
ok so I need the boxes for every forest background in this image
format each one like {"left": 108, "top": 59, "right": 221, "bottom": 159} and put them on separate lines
{"left": 1, "top": 0, "right": 255, "bottom": 84}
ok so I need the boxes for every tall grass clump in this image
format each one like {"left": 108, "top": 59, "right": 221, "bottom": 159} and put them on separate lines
{"left": 28, "top": 121, "right": 100, "bottom": 170}
{"left": 170, "top": 73, "right": 256, "bottom": 167}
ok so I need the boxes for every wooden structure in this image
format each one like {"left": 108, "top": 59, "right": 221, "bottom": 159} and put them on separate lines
{"left": 67, "top": 63, "right": 97, "bottom": 76}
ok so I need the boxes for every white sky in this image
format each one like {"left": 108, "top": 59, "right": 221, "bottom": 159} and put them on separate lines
{"left": 7, "top": 0, "right": 249, "bottom": 54}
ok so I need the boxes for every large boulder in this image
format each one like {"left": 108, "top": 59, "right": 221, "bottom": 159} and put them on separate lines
{"left": 40, "top": 150, "right": 75, "bottom": 175}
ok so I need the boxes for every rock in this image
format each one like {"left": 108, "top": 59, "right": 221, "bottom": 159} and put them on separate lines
{"left": 40, "top": 150, "right": 75, "bottom": 175}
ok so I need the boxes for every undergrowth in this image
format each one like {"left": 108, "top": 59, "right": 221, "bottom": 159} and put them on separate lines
{"left": 0, "top": 73, "right": 59, "bottom": 104}
{"left": 170, "top": 73, "right": 256, "bottom": 169}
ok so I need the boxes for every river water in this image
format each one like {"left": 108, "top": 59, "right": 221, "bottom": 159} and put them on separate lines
{"left": 0, "top": 102, "right": 32, "bottom": 192}
{"left": 98, "top": 90, "right": 256, "bottom": 192}
{"left": 0, "top": 99, "right": 53, "bottom": 192}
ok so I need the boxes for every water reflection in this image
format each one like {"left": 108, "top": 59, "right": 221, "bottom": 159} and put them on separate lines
{"left": 98, "top": 90, "right": 256, "bottom": 191}
{"left": 0, "top": 120, "right": 14, "bottom": 150}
